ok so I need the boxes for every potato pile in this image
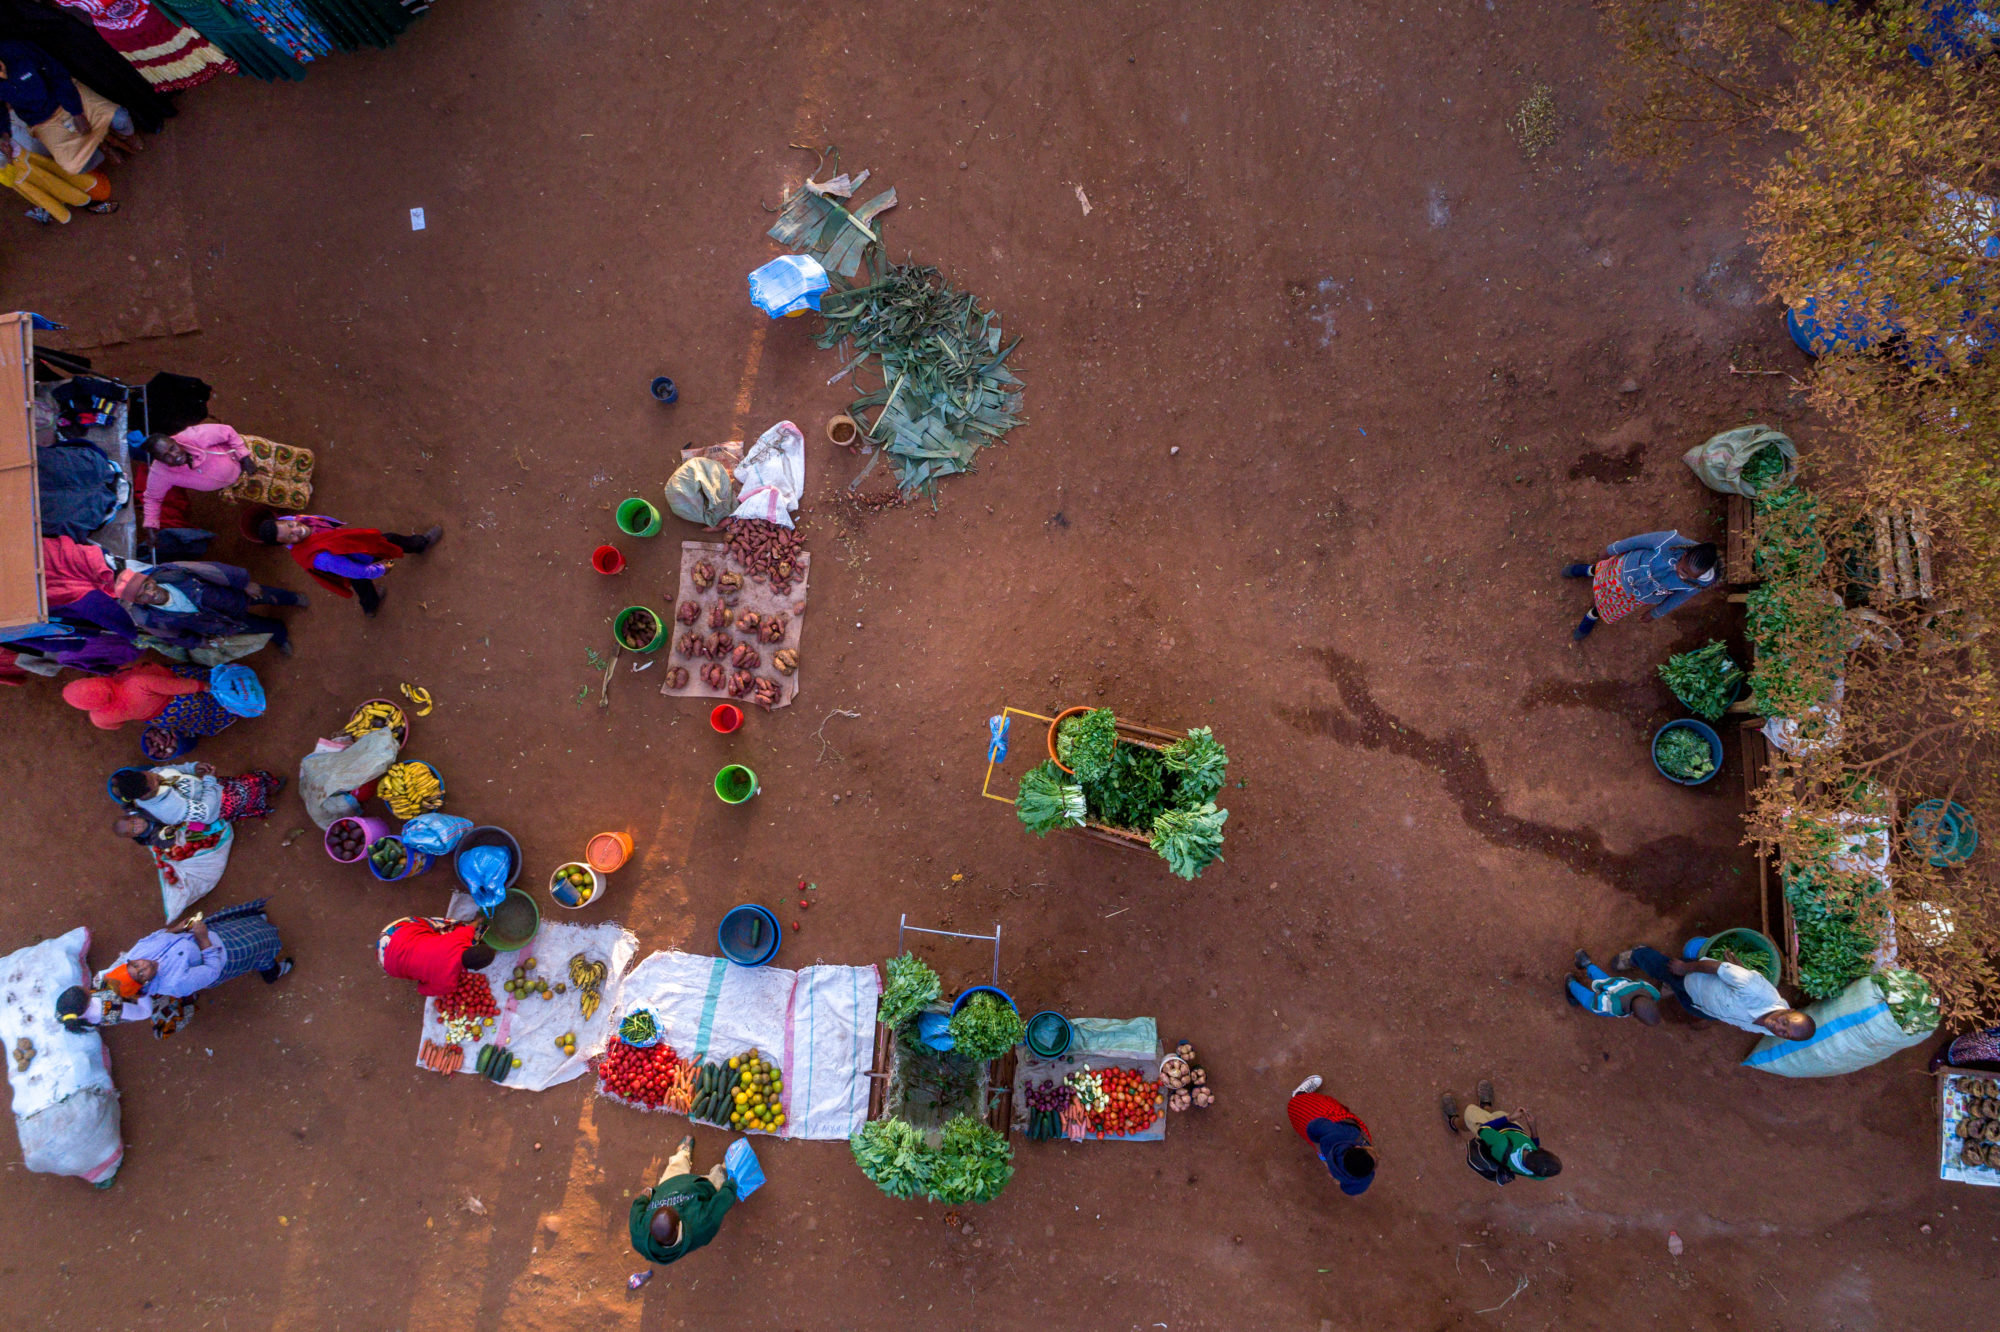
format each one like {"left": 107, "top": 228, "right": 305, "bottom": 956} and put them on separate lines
{"left": 1955, "top": 1077, "right": 2000, "bottom": 1169}
{"left": 1161, "top": 1041, "right": 1214, "bottom": 1113}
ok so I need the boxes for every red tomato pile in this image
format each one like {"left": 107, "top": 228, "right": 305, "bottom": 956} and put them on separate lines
{"left": 599, "top": 1040, "right": 683, "bottom": 1107}
{"left": 438, "top": 971, "right": 497, "bottom": 1021}
{"left": 1086, "top": 1066, "right": 1164, "bottom": 1137}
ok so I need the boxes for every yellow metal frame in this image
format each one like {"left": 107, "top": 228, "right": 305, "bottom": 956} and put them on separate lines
{"left": 980, "top": 705, "right": 1055, "bottom": 803}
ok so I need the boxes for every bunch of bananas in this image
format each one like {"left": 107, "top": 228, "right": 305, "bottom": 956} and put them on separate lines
{"left": 343, "top": 699, "right": 406, "bottom": 740}
{"left": 399, "top": 683, "right": 435, "bottom": 716}
{"left": 570, "top": 953, "right": 609, "bottom": 1020}
{"left": 379, "top": 761, "right": 444, "bottom": 819}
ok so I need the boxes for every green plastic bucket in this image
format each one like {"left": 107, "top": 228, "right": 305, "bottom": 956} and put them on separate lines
{"left": 481, "top": 888, "right": 542, "bottom": 952}
{"left": 613, "top": 605, "right": 665, "bottom": 652}
{"left": 616, "top": 497, "right": 662, "bottom": 537}
{"left": 715, "top": 764, "right": 759, "bottom": 804}
{"left": 1699, "top": 928, "right": 1781, "bottom": 984}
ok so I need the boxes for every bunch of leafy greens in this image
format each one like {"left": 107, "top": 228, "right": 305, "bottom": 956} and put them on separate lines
{"left": 850, "top": 1117, "right": 933, "bottom": 1200}
{"left": 1654, "top": 727, "right": 1716, "bottom": 781}
{"left": 1746, "top": 484, "right": 1845, "bottom": 719}
{"left": 1741, "top": 444, "right": 1790, "bottom": 491}
{"left": 1874, "top": 969, "right": 1939, "bottom": 1035}
{"left": 1784, "top": 863, "right": 1883, "bottom": 999}
{"left": 1151, "top": 803, "right": 1229, "bottom": 880}
{"left": 1161, "top": 727, "right": 1229, "bottom": 806}
{"left": 1055, "top": 709, "right": 1119, "bottom": 784}
{"left": 1082, "top": 744, "right": 1169, "bottom": 831}
{"left": 1658, "top": 640, "right": 1746, "bottom": 722}
{"left": 946, "top": 992, "right": 1026, "bottom": 1061}
{"left": 928, "top": 1116, "right": 1015, "bottom": 1204}
{"left": 878, "top": 952, "right": 942, "bottom": 1029}
{"left": 1015, "top": 760, "right": 1086, "bottom": 836}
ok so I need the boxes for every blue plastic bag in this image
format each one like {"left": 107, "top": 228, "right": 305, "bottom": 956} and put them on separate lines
{"left": 725, "top": 1138, "right": 766, "bottom": 1199}
{"left": 401, "top": 813, "right": 473, "bottom": 855}
{"left": 987, "top": 714, "right": 1010, "bottom": 763}
{"left": 748, "top": 254, "right": 829, "bottom": 317}
{"left": 916, "top": 1011, "right": 955, "bottom": 1052}
{"left": 460, "top": 843, "right": 509, "bottom": 910}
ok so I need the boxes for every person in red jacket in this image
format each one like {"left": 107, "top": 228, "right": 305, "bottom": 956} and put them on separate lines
{"left": 377, "top": 916, "right": 494, "bottom": 996}
{"left": 254, "top": 514, "right": 443, "bottom": 618}
{"left": 1287, "top": 1075, "right": 1376, "bottom": 1196}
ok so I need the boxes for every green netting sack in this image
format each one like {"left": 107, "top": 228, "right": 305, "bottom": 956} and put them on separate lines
{"left": 663, "top": 458, "right": 737, "bottom": 527}
{"left": 1683, "top": 425, "right": 1797, "bottom": 498}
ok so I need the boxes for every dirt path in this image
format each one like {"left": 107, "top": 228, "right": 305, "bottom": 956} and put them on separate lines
{"left": 0, "top": 3, "right": 1990, "bottom": 1329}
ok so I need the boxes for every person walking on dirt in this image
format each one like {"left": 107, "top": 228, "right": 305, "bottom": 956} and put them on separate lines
{"left": 254, "top": 514, "right": 442, "bottom": 618}
{"left": 1613, "top": 945, "right": 1816, "bottom": 1041}
{"left": 377, "top": 916, "right": 495, "bottom": 997}
{"left": 1441, "top": 1081, "right": 1561, "bottom": 1186}
{"left": 1563, "top": 530, "right": 1719, "bottom": 640}
{"left": 1565, "top": 949, "right": 1661, "bottom": 1026}
{"left": 630, "top": 1134, "right": 739, "bottom": 1266}
{"left": 1287, "top": 1076, "right": 1377, "bottom": 1195}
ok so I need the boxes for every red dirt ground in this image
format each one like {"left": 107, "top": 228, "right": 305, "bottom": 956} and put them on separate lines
{"left": 1, "top": 2, "right": 1993, "bottom": 1329}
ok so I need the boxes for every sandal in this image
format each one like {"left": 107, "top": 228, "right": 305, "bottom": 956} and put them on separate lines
{"left": 1440, "top": 1092, "right": 1464, "bottom": 1135}
{"left": 1476, "top": 1079, "right": 1494, "bottom": 1110}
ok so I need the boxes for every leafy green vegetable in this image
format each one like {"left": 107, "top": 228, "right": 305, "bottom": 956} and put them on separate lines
{"left": 1784, "top": 863, "right": 1883, "bottom": 999}
{"left": 879, "top": 952, "right": 942, "bottom": 1030}
{"left": 946, "top": 993, "right": 1025, "bottom": 1061}
{"left": 1658, "top": 641, "right": 1745, "bottom": 721}
{"left": 1740, "top": 444, "right": 1789, "bottom": 491}
{"left": 1082, "top": 743, "right": 1170, "bottom": 831}
{"left": 1015, "top": 760, "right": 1086, "bottom": 836}
{"left": 1055, "top": 708, "right": 1118, "bottom": 785}
{"left": 1161, "top": 727, "right": 1229, "bottom": 806}
{"left": 1873, "top": 969, "right": 1939, "bottom": 1035}
{"left": 1151, "top": 803, "right": 1228, "bottom": 880}
{"left": 1654, "top": 727, "right": 1716, "bottom": 780}
{"left": 928, "top": 1115, "right": 1014, "bottom": 1204}
{"left": 1746, "top": 484, "right": 1845, "bottom": 720}
{"left": 850, "top": 1117, "right": 933, "bottom": 1200}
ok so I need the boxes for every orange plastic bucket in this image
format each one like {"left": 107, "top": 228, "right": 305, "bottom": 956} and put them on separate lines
{"left": 587, "top": 831, "right": 633, "bottom": 873}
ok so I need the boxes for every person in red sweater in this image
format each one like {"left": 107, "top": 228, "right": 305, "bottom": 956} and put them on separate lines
{"left": 1287, "top": 1076, "right": 1376, "bottom": 1196}
{"left": 377, "top": 917, "right": 494, "bottom": 996}
{"left": 254, "top": 514, "right": 443, "bottom": 618}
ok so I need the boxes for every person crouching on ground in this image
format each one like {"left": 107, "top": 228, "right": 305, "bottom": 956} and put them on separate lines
{"left": 631, "top": 1134, "right": 738, "bottom": 1267}
{"left": 255, "top": 514, "right": 442, "bottom": 617}
{"left": 1563, "top": 531, "right": 1719, "bottom": 641}
{"left": 0, "top": 39, "right": 138, "bottom": 185}
{"left": 1442, "top": 1080, "right": 1561, "bottom": 1186}
{"left": 1565, "top": 948, "right": 1661, "bottom": 1026}
{"left": 1614, "top": 945, "right": 1816, "bottom": 1042}
{"left": 1286, "top": 1075, "right": 1376, "bottom": 1196}
{"left": 378, "top": 916, "right": 495, "bottom": 996}
{"left": 139, "top": 424, "right": 257, "bottom": 540}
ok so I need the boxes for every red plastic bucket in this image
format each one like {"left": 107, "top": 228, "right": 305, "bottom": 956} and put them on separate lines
{"left": 326, "top": 815, "right": 391, "bottom": 864}
{"left": 592, "top": 544, "right": 625, "bottom": 575}
{"left": 710, "top": 703, "right": 744, "bottom": 734}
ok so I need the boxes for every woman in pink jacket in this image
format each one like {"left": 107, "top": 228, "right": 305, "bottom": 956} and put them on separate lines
{"left": 138, "top": 424, "right": 258, "bottom": 534}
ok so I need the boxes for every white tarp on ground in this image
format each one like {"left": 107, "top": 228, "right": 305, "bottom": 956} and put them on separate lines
{"left": 608, "top": 950, "right": 878, "bottom": 1141}
{"left": 418, "top": 919, "right": 638, "bottom": 1093}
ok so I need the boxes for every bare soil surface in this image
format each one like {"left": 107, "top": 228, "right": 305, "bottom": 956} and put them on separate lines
{"left": 1, "top": 3, "right": 1991, "bottom": 1329}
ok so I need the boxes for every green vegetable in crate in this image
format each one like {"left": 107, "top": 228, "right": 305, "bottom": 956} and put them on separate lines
{"left": 1161, "top": 727, "right": 1229, "bottom": 807}
{"left": 878, "top": 952, "right": 942, "bottom": 1029}
{"left": 1654, "top": 727, "right": 1716, "bottom": 781}
{"left": 1658, "top": 641, "right": 1745, "bottom": 722}
{"left": 1784, "top": 864, "right": 1883, "bottom": 999}
{"left": 1054, "top": 708, "right": 1118, "bottom": 784}
{"left": 619, "top": 1011, "right": 657, "bottom": 1045}
{"left": 928, "top": 1115, "right": 1014, "bottom": 1204}
{"left": 945, "top": 992, "right": 1025, "bottom": 1061}
{"left": 1150, "top": 802, "right": 1228, "bottom": 879}
{"left": 1082, "top": 743, "right": 1173, "bottom": 831}
{"left": 1015, "top": 760, "right": 1086, "bottom": 836}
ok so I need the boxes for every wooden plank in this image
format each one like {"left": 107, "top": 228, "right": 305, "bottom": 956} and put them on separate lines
{"left": 1891, "top": 510, "right": 1917, "bottom": 599}
{"left": 1872, "top": 509, "right": 1898, "bottom": 604}
{"left": 0, "top": 313, "right": 42, "bottom": 631}
{"left": 1911, "top": 505, "right": 1936, "bottom": 600}
{"left": 1725, "top": 493, "right": 1757, "bottom": 584}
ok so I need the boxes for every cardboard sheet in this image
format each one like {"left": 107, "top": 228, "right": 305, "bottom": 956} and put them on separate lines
{"left": 658, "top": 540, "right": 808, "bottom": 710}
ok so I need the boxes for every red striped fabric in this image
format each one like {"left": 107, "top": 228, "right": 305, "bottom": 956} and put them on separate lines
{"left": 1287, "top": 1092, "right": 1368, "bottom": 1141}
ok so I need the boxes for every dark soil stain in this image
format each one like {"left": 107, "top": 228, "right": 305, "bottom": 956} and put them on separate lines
{"left": 1520, "top": 678, "right": 1671, "bottom": 734}
{"left": 1282, "top": 648, "right": 1747, "bottom": 915}
{"left": 1567, "top": 442, "right": 1646, "bottom": 484}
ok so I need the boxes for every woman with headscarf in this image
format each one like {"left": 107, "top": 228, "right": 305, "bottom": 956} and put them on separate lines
{"left": 60, "top": 660, "right": 203, "bottom": 727}
{"left": 58, "top": 899, "right": 292, "bottom": 1039}
{"left": 110, "top": 759, "right": 282, "bottom": 826}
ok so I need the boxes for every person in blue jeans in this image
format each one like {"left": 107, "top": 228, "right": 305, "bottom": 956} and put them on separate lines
{"left": 1564, "top": 949, "right": 1661, "bottom": 1025}
{"left": 1614, "top": 943, "right": 1815, "bottom": 1041}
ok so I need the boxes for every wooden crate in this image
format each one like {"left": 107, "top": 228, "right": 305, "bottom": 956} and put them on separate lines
{"left": 1725, "top": 493, "right": 1759, "bottom": 585}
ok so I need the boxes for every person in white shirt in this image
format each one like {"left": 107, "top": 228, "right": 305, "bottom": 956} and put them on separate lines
{"left": 1614, "top": 946, "right": 1816, "bottom": 1041}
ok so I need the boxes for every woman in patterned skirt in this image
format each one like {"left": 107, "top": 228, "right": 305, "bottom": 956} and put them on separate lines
{"left": 53, "top": 0, "right": 234, "bottom": 90}
{"left": 1562, "top": 530, "right": 1719, "bottom": 641}
{"left": 59, "top": 899, "right": 293, "bottom": 1038}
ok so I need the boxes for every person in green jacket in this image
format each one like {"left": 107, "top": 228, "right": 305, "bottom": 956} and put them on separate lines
{"left": 1440, "top": 1080, "right": 1562, "bottom": 1186}
{"left": 629, "top": 1135, "right": 738, "bottom": 1265}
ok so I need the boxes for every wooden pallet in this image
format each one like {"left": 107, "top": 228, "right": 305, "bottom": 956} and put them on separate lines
{"left": 1739, "top": 719, "right": 1780, "bottom": 972}
{"left": 1869, "top": 505, "right": 1935, "bottom": 603}
{"left": 1726, "top": 493, "right": 1759, "bottom": 585}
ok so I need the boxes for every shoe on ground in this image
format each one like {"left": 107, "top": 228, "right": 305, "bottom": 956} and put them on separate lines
{"left": 85, "top": 201, "right": 118, "bottom": 215}
{"left": 1292, "top": 1075, "right": 1322, "bottom": 1097}
{"left": 419, "top": 524, "right": 444, "bottom": 548}
{"left": 1573, "top": 614, "right": 1598, "bottom": 641}
{"left": 24, "top": 207, "right": 52, "bottom": 224}
{"left": 1612, "top": 949, "right": 1635, "bottom": 971}
{"left": 1440, "top": 1092, "right": 1464, "bottom": 1135}
{"left": 265, "top": 957, "right": 293, "bottom": 983}
{"left": 1562, "top": 562, "right": 1593, "bottom": 578}
{"left": 676, "top": 1134, "right": 693, "bottom": 1153}
{"left": 1476, "top": 1079, "right": 1494, "bottom": 1110}
{"left": 1575, "top": 948, "right": 1592, "bottom": 970}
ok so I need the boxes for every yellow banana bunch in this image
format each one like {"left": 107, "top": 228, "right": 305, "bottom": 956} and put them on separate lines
{"left": 568, "top": 953, "right": 608, "bottom": 1019}
{"left": 379, "top": 761, "right": 444, "bottom": 818}
{"left": 399, "top": 683, "right": 435, "bottom": 716}
{"left": 343, "top": 699, "right": 405, "bottom": 739}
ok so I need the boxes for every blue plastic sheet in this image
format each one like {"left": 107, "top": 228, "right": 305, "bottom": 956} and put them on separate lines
{"left": 460, "top": 844, "right": 509, "bottom": 910}
{"left": 401, "top": 813, "right": 473, "bottom": 855}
